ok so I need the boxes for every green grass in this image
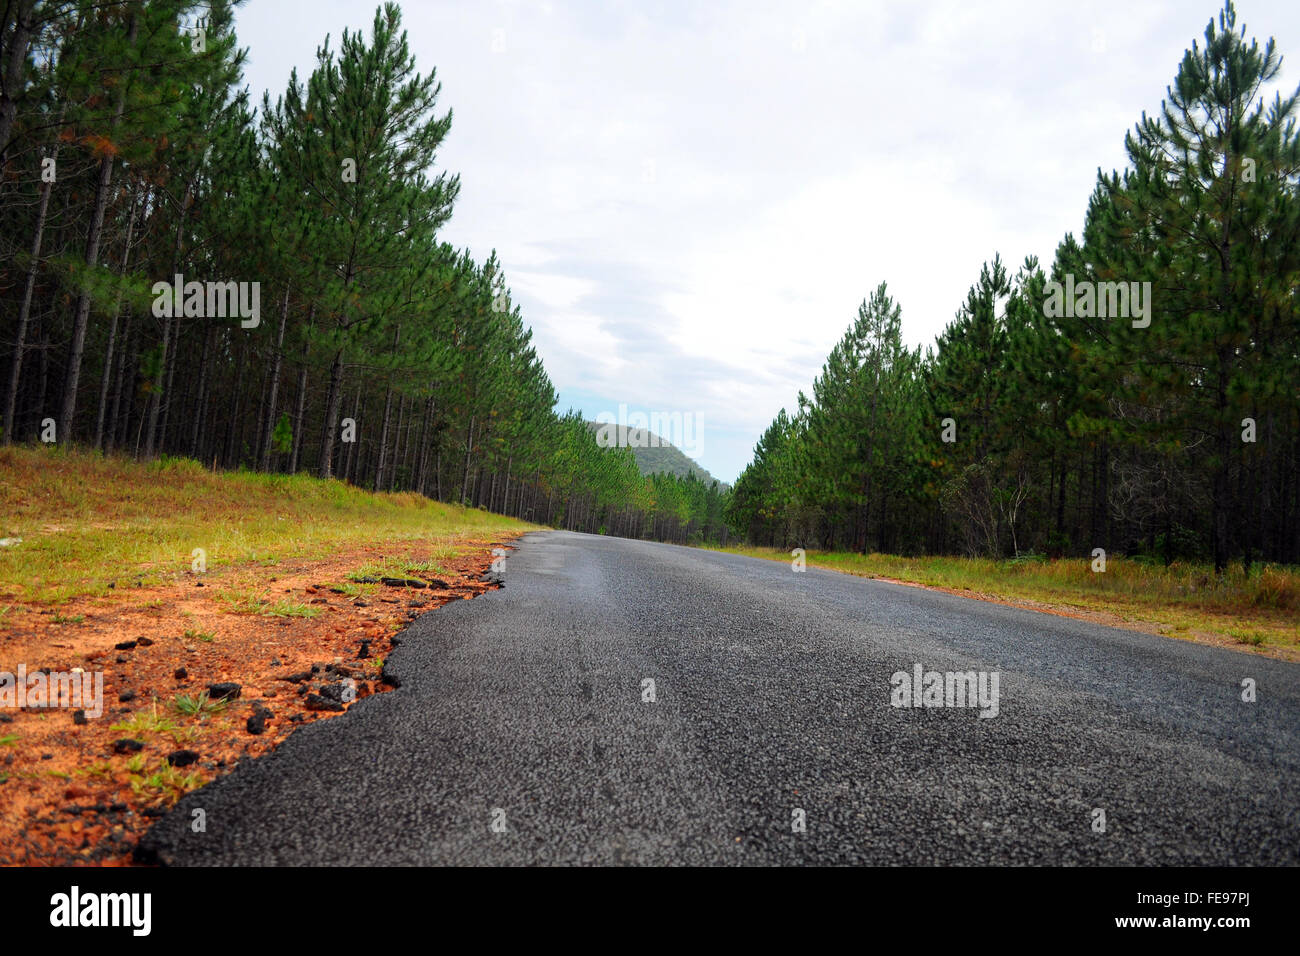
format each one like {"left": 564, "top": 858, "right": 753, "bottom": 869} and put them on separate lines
{"left": 171, "top": 690, "right": 228, "bottom": 719}
{"left": 213, "top": 588, "right": 265, "bottom": 615}
{"left": 79, "top": 760, "right": 114, "bottom": 780}
{"left": 715, "top": 545, "right": 1300, "bottom": 652}
{"left": 347, "top": 552, "right": 459, "bottom": 584}
{"left": 51, "top": 611, "right": 84, "bottom": 624}
{"left": 183, "top": 628, "right": 215, "bottom": 642}
{"left": 1228, "top": 628, "right": 1268, "bottom": 647}
{"left": 212, "top": 589, "right": 318, "bottom": 618}
{"left": 0, "top": 734, "right": 18, "bottom": 746}
{"left": 112, "top": 698, "right": 203, "bottom": 744}
{"left": 126, "top": 759, "right": 204, "bottom": 805}
{"left": 0, "top": 445, "right": 533, "bottom": 604}
{"left": 264, "top": 599, "right": 318, "bottom": 618}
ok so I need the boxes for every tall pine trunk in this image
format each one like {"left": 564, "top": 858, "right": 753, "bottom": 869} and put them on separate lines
{"left": 318, "top": 348, "right": 344, "bottom": 479}
{"left": 258, "top": 284, "right": 290, "bottom": 471}
{"left": 59, "top": 10, "right": 137, "bottom": 445}
{"left": 94, "top": 183, "right": 140, "bottom": 450}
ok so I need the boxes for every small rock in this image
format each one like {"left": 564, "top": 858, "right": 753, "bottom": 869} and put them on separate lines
{"left": 317, "top": 682, "right": 347, "bottom": 702}
{"left": 195, "top": 581, "right": 204, "bottom": 587}
{"left": 114, "top": 655, "right": 129, "bottom": 664}
{"left": 304, "top": 693, "right": 344, "bottom": 712}
{"left": 173, "top": 667, "right": 188, "bottom": 680}
{"left": 353, "top": 600, "right": 369, "bottom": 608}
{"left": 72, "top": 709, "right": 86, "bottom": 725}
{"left": 207, "top": 682, "right": 241, "bottom": 701}
{"left": 278, "top": 670, "right": 312, "bottom": 684}
{"left": 429, "top": 579, "right": 450, "bottom": 589}
{"left": 136, "top": 637, "right": 154, "bottom": 647}
{"left": 270, "top": 657, "right": 281, "bottom": 666}
{"left": 114, "top": 640, "right": 137, "bottom": 651}
{"left": 245, "top": 713, "right": 266, "bottom": 735}
{"left": 118, "top": 690, "right": 137, "bottom": 703}
{"left": 112, "top": 739, "right": 144, "bottom": 754}
{"left": 165, "top": 749, "right": 199, "bottom": 767}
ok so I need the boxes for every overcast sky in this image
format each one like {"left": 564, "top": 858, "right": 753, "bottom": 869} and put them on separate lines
{"left": 233, "top": 0, "right": 1300, "bottom": 484}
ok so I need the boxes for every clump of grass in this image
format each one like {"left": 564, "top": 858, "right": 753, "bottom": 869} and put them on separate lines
{"left": 264, "top": 599, "right": 318, "bottom": 618}
{"left": 171, "top": 690, "right": 228, "bottom": 719}
{"left": 404, "top": 558, "right": 449, "bottom": 576}
{"left": 347, "top": 563, "right": 393, "bottom": 582}
{"left": 349, "top": 554, "right": 451, "bottom": 582}
{"left": 51, "top": 611, "right": 84, "bottom": 624}
{"left": 112, "top": 701, "right": 183, "bottom": 738}
{"left": 127, "top": 760, "right": 204, "bottom": 806}
{"left": 214, "top": 588, "right": 266, "bottom": 615}
{"left": 1228, "top": 629, "right": 1267, "bottom": 647}
{"left": 183, "top": 628, "right": 215, "bottom": 642}
{"left": 0, "top": 734, "right": 18, "bottom": 746}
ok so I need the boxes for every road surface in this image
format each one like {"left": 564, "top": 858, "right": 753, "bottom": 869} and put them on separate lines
{"left": 138, "top": 531, "right": 1300, "bottom": 865}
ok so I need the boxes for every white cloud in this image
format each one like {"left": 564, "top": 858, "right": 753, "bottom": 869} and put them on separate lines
{"left": 236, "top": 0, "right": 1300, "bottom": 482}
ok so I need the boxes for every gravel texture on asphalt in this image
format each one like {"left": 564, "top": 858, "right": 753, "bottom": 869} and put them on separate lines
{"left": 138, "top": 531, "right": 1300, "bottom": 865}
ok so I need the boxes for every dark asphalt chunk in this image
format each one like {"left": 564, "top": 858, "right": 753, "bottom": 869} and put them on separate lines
{"left": 137, "top": 531, "right": 1300, "bottom": 865}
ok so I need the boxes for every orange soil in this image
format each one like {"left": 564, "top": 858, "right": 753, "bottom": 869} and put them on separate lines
{"left": 0, "top": 537, "right": 518, "bottom": 866}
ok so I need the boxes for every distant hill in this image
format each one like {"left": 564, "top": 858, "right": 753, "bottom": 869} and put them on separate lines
{"left": 585, "top": 422, "right": 727, "bottom": 489}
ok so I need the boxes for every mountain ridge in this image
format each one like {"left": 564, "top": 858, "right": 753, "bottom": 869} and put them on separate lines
{"left": 584, "top": 421, "right": 728, "bottom": 489}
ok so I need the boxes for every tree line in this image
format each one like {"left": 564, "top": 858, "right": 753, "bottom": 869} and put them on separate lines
{"left": 727, "top": 2, "right": 1299, "bottom": 573}
{"left": 0, "top": 1, "right": 729, "bottom": 544}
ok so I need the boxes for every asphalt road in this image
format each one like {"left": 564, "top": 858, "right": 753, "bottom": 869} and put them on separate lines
{"left": 139, "top": 531, "right": 1300, "bottom": 865}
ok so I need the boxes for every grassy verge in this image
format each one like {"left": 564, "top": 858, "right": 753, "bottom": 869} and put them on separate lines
{"left": 0, "top": 444, "right": 536, "bottom": 605}
{"left": 715, "top": 545, "right": 1300, "bottom": 657}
